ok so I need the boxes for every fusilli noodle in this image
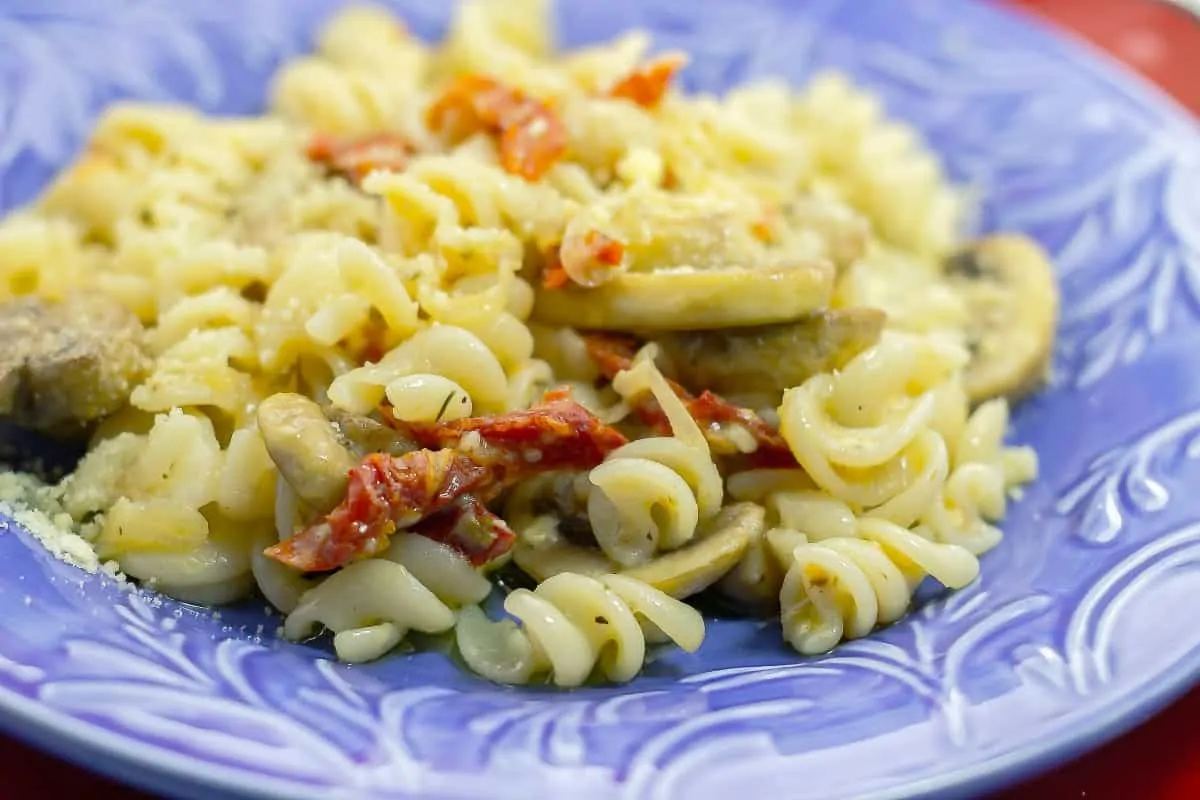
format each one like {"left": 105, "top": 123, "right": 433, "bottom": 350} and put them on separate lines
{"left": 284, "top": 533, "right": 491, "bottom": 663}
{"left": 456, "top": 572, "right": 704, "bottom": 687}
{"left": 775, "top": 518, "right": 979, "bottom": 654}
{"left": 586, "top": 356, "right": 722, "bottom": 566}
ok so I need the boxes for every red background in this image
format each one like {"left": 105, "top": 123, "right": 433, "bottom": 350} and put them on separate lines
{"left": 2, "top": 0, "right": 1198, "bottom": 797}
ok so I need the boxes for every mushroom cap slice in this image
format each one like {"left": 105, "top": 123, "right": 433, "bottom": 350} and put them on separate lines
{"left": 622, "top": 503, "right": 763, "bottom": 598}
{"left": 655, "top": 308, "right": 886, "bottom": 395}
{"left": 513, "top": 534, "right": 613, "bottom": 582}
{"left": 0, "top": 291, "right": 149, "bottom": 435}
{"left": 531, "top": 262, "right": 835, "bottom": 332}
{"left": 944, "top": 234, "right": 1059, "bottom": 405}
{"left": 513, "top": 502, "right": 764, "bottom": 600}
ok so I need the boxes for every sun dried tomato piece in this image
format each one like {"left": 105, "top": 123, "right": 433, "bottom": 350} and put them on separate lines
{"left": 426, "top": 74, "right": 566, "bottom": 180}
{"left": 586, "top": 230, "right": 626, "bottom": 266}
{"left": 608, "top": 53, "right": 688, "bottom": 108}
{"left": 410, "top": 494, "right": 515, "bottom": 567}
{"left": 389, "top": 397, "right": 629, "bottom": 474}
{"left": 426, "top": 74, "right": 506, "bottom": 139}
{"left": 751, "top": 202, "right": 780, "bottom": 243}
{"left": 265, "top": 449, "right": 495, "bottom": 572}
{"left": 583, "top": 332, "right": 796, "bottom": 465}
{"left": 268, "top": 397, "right": 627, "bottom": 572}
{"left": 306, "top": 131, "right": 412, "bottom": 185}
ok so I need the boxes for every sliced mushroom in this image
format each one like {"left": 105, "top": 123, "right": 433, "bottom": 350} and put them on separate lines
{"left": 325, "top": 405, "right": 417, "bottom": 458}
{"left": 513, "top": 533, "right": 613, "bottom": 581}
{"left": 531, "top": 262, "right": 835, "bottom": 332}
{"left": 514, "top": 502, "right": 764, "bottom": 600}
{"left": 622, "top": 503, "right": 763, "bottom": 597}
{"left": 654, "top": 308, "right": 886, "bottom": 395}
{"left": 944, "top": 234, "right": 1058, "bottom": 405}
{"left": 0, "top": 291, "right": 149, "bottom": 436}
{"left": 256, "top": 392, "right": 357, "bottom": 513}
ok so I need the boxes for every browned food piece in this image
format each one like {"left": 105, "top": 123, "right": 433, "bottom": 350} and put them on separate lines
{"left": 655, "top": 308, "right": 886, "bottom": 396}
{"left": 0, "top": 292, "right": 148, "bottom": 435}
{"left": 944, "top": 234, "right": 1059, "bottom": 405}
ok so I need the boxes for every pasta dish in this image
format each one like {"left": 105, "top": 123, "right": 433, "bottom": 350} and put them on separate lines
{"left": 0, "top": 0, "right": 1058, "bottom": 687}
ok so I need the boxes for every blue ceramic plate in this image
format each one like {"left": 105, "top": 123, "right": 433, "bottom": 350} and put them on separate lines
{"left": 1, "top": 1, "right": 1199, "bottom": 798}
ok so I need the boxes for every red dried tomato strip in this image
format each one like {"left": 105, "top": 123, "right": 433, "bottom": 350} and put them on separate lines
{"left": 265, "top": 449, "right": 494, "bottom": 572}
{"left": 410, "top": 495, "right": 516, "bottom": 567}
{"left": 608, "top": 53, "right": 688, "bottom": 108}
{"left": 388, "top": 398, "right": 629, "bottom": 474}
{"left": 268, "top": 398, "right": 627, "bottom": 572}
{"left": 583, "top": 333, "right": 797, "bottom": 466}
{"left": 306, "top": 132, "right": 411, "bottom": 185}
{"left": 427, "top": 74, "right": 566, "bottom": 181}
{"left": 688, "top": 392, "right": 798, "bottom": 468}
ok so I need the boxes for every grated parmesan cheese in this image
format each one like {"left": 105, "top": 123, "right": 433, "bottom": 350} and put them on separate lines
{"left": 0, "top": 470, "right": 121, "bottom": 578}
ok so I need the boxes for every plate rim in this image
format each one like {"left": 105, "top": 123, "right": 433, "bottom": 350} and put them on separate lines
{"left": 0, "top": 0, "right": 1198, "bottom": 798}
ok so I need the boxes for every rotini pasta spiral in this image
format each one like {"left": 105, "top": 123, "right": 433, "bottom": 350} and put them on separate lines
{"left": 953, "top": 398, "right": 1038, "bottom": 486}
{"left": 315, "top": 5, "right": 430, "bottom": 75}
{"left": 588, "top": 437, "right": 723, "bottom": 566}
{"left": 283, "top": 532, "right": 492, "bottom": 663}
{"left": 918, "top": 399, "right": 1039, "bottom": 555}
{"left": 834, "top": 245, "right": 969, "bottom": 342}
{"left": 456, "top": 572, "right": 704, "bottom": 687}
{"left": 257, "top": 233, "right": 419, "bottom": 373}
{"left": 114, "top": 512, "right": 258, "bottom": 606}
{"left": 775, "top": 518, "right": 979, "bottom": 655}
{"left": 0, "top": 213, "right": 99, "bottom": 301}
{"left": 269, "top": 54, "right": 428, "bottom": 139}
{"left": 778, "top": 332, "right": 967, "bottom": 510}
{"left": 364, "top": 160, "right": 567, "bottom": 259}
{"left": 69, "top": 410, "right": 279, "bottom": 605}
{"left": 328, "top": 323, "right": 509, "bottom": 418}
{"left": 441, "top": 0, "right": 565, "bottom": 99}
{"left": 796, "top": 71, "right": 964, "bottom": 259}
{"left": 586, "top": 354, "right": 722, "bottom": 566}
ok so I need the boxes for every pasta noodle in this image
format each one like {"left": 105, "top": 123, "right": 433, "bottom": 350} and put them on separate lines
{"left": 0, "top": 0, "right": 1051, "bottom": 686}
{"left": 456, "top": 572, "right": 704, "bottom": 687}
{"left": 586, "top": 356, "right": 722, "bottom": 566}
{"left": 775, "top": 518, "right": 979, "bottom": 654}
{"left": 328, "top": 324, "right": 511, "bottom": 416}
{"left": 283, "top": 533, "right": 491, "bottom": 663}
{"left": 778, "top": 332, "right": 967, "bottom": 510}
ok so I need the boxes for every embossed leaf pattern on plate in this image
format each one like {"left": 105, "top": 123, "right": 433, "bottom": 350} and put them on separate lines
{"left": 1056, "top": 408, "right": 1200, "bottom": 544}
{"left": 1, "top": 0, "right": 1200, "bottom": 799}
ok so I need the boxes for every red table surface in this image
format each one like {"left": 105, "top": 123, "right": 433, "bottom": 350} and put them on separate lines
{"left": 2, "top": 1, "right": 1198, "bottom": 798}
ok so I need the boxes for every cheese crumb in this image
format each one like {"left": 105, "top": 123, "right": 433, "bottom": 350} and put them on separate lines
{"left": 0, "top": 470, "right": 116, "bottom": 576}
